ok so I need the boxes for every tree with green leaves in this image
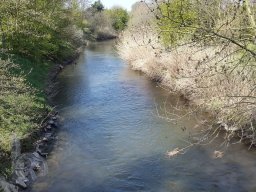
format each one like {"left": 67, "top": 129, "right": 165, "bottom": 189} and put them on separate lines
{"left": 84, "top": 3, "right": 129, "bottom": 40}
{"left": 92, "top": 0, "right": 104, "bottom": 12}
{"left": 0, "top": 0, "right": 87, "bottom": 61}
{"left": 106, "top": 7, "right": 129, "bottom": 31}
{"left": 0, "top": 0, "right": 90, "bottom": 158}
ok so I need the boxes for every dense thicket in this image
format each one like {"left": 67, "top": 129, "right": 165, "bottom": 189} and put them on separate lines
{"left": 0, "top": 0, "right": 87, "bottom": 61}
{"left": 0, "top": 0, "right": 89, "bottom": 154}
{"left": 0, "top": 0, "right": 129, "bottom": 156}
{"left": 0, "top": 0, "right": 129, "bottom": 59}
{"left": 85, "top": 1, "right": 129, "bottom": 40}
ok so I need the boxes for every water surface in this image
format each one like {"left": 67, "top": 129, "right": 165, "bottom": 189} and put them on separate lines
{"left": 32, "top": 41, "right": 256, "bottom": 192}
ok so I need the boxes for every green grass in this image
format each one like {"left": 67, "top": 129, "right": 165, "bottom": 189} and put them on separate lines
{"left": 12, "top": 56, "right": 52, "bottom": 100}
{"left": 0, "top": 55, "right": 52, "bottom": 151}
{"left": 0, "top": 55, "right": 53, "bottom": 177}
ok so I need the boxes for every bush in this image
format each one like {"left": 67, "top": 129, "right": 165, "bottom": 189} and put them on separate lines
{"left": 84, "top": 4, "right": 129, "bottom": 40}
{"left": 0, "top": 0, "right": 86, "bottom": 61}
{"left": 0, "top": 59, "right": 48, "bottom": 152}
{"left": 157, "top": 0, "right": 198, "bottom": 46}
{"left": 106, "top": 7, "right": 129, "bottom": 31}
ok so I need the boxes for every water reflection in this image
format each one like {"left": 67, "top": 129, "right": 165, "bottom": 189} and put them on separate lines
{"left": 32, "top": 41, "right": 256, "bottom": 192}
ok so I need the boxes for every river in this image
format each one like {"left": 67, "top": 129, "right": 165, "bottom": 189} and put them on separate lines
{"left": 32, "top": 41, "right": 256, "bottom": 192}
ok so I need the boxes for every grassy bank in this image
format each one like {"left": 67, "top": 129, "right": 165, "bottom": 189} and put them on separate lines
{"left": 0, "top": 0, "right": 129, "bottom": 182}
{"left": 0, "top": 55, "right": 53, "bottom": 175}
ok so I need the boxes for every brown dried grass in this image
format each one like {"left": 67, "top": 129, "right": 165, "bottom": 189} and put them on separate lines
{"left": 118, "top": 28, "right": 256, "bottom": 139}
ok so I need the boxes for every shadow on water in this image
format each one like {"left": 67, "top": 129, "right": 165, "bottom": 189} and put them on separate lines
{"left": 31, "top": 41, "right": 256, "bottom": 192}
{"left": 78, "top": 153, "right": 249, "bottom": 192}
{"left": 34, "top": 151, "right": 253, "bottom": 192}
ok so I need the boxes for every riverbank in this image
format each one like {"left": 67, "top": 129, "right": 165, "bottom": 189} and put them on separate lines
{"left": 0, "top": 57, "right": 52, "bottom": 178}
{"left": 26, "top": 40, "right": 256, "bottom": 192}
{"left": 118, "top": 30, "right": 256, "bottom": 148}
{"left": 0, "top": 1, "right": 126, "bottom": 190}
{"left": 0, "top": 46, "right": 82, "bottom": 189}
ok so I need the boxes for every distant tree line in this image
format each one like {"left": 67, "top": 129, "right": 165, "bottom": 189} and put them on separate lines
{"left": 0, "top": 0, "right": 129, "bottom": 61}
{"left": 85, "top": 0, "right": 129, "bottom": 40}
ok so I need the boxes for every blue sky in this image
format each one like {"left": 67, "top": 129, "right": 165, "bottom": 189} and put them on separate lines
{"left": 93, "top": 0, "right": 139, "bottom": 11}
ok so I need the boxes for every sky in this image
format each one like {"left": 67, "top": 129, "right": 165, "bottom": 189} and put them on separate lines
{"left": 93, "top": 0, "right": 139, "bottom": 11}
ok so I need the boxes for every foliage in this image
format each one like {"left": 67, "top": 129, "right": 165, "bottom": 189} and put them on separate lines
{"left": 0, "top": 0, "right": 130, "bottom": 160}
{"left": 157, "top": 0, "right": 198, "bottom": 45}
{"left": 106, "top": 7, "right": 129, "bottom": 31}
{"left": 0, "top": 0, "right": 86, "bottom": 61}
{"left": 86, "top": 11, "right": 116, "bottom": 40}
{"left": 0, "top": 59, "right": 48, "bottom": 152}
{"left": 85, "top": 4, "right": 129, "bottom": 40}
{"left": 0, "top": 0, "right": 88, "bottom": 156}
{"left": 119, "top": 0, "right": 256, "bottom": 147}
{"left": 91, "top": 0, "right": 104, "bottom": 12}
{"left": 155, "top": 0, "right": 256, "bottom": 51}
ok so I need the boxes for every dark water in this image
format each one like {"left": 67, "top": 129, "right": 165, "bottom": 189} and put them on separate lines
{"left": 32, "top": 41, "right": 256, "bottom": 192}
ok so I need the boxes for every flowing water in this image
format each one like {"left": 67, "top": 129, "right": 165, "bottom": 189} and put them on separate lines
{"left": 32, "top": 41, "right": 256, "bottom": 192}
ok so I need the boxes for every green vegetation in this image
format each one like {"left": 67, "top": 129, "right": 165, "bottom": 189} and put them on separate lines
{"left": 158, "top": 0, "right": 198, "bottom": 45}
{"left": 91, "top": 0, "right": 105, "bottom": 12}
{"left": 0, "top": 59, "right": 47, "bottom": 151}
{"left": 119, "top": 0, "right": 256, "bottom": 146}
{"left": 156, "top": 0, "right": 256, "bottom": 50}
{"left": 0, "top": 0, "right": 88, "bottom": 157}
{"left": 85, "top": 1, "right": 129, "bottom": 40}
{"left": 106, "top": 7, "right": 129, "bottom": 31}
{"left": 0, "top": 0, "right": 87, "bottom": 62}
{"left": 0, "top": 0, "right": 130, "bottom": 170}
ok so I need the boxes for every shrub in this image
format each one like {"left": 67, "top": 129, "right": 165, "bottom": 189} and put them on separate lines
{"left": 118, "top": 0, "right": 256, "bottom": 146}
{"left": 106, "top": 7, "right": 129, "bottom": 31}
{"left": 0, "top": 59, "right": 47, "bottom": 152}
{"left": 157, "top": 0, "right": 198, "bottom": 46}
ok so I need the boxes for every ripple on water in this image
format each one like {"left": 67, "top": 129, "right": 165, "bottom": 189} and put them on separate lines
{"left": 31, "top": 41, "right": 256, "bottom": 192}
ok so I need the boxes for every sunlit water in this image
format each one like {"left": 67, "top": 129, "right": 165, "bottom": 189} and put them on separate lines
{"left": 32, "top": 41, "right": 256, "bottom": 192}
